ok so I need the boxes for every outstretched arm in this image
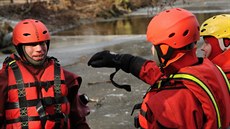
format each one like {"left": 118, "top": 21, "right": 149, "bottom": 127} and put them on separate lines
{"left": 88, "top": 50, "right": 162, "bottom": 85}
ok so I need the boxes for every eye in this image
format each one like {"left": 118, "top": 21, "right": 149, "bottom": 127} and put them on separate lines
{"left": 39, "top": 41, "right": 47, "bottom": 46}
{"left": 30, "top": 44, "right": 37, "bottom": 46}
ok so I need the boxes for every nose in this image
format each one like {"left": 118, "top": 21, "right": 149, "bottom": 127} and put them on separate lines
{"left": 35, "top": 44, "right": 43, "bottom": 51}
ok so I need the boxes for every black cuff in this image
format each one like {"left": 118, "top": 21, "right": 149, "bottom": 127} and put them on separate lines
{"left": 117, "top": 54, "right": 146, "bottom": 77}
{"left": 128, "top": 56, "right": 146, "bottom": 77}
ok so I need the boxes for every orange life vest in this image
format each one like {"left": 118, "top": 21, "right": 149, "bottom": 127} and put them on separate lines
{"left": 4, "top": 55, "right": 70, "bottom": 129}
{"left": 136, "top": 60, "right": 230, "bottom": 129}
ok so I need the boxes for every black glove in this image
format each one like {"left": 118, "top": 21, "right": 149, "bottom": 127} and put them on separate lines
{"left": 88, "top": 50, "right": 118, "bottom": 68}
{"left": 88, "top": 50, "right": 147, "bottom": 76}
{"left": 88, "top": 50, "right": 147, "bottom": 92}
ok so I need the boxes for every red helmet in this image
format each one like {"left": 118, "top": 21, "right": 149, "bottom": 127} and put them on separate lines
{"left": 147, "top": 8, "right": 200, "bottom": 49}
{"left": 12, "top": 19, "right": 50, "bottom": 46}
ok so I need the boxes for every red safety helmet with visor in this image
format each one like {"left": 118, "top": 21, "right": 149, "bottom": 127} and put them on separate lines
{"left": 147, "top": 8, "right": 200, "bottom": 68}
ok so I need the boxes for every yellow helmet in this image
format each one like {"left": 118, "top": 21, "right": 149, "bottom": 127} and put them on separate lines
{"left": 200, "top": 14, "right": 230, "bottom": 39}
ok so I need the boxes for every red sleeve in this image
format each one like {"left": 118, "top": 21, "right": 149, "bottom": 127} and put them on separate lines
{"left": 63, "top": 69, "right": 90, "bottom": 129}
{"left": 0, "top": 64, "right": 8, "bottom": 128}
{"left": 139, "top": 60, "right": 162, "bottom": 85}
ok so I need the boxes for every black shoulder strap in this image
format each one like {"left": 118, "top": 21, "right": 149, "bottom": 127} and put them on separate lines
{"left": 7, "top": 58, "right": 30, "bottom": 129}
{"left": 48, "top": 56, "right": 59, "bottom": 62}
{"left": 53, "top": 61, "right": 68, "bottom": 129}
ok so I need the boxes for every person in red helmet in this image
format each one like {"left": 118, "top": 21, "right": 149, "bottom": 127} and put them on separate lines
{"left": 200, "top": 14, "right": 230, "bottom": 87}
{"left": 88, "top": 8, "right": 230, "bottom": 129}
{"left": 0, "top": 19, "right": 91, "bottom": 129}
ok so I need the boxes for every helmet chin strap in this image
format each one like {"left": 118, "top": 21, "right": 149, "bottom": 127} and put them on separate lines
{"left": 219, "top": 38, "right": 230, "bottom": 51}
{"left": 22, "top": 46, "right": 47, "bottom": 66}
{"left": 154, "top": 42, "right": 196, "bottom": 73}
{"left": 24, "top": 53, "right": 46, "bottom": 66}
{"left": 154, "top": 45, "right": 174, "bottom": 73}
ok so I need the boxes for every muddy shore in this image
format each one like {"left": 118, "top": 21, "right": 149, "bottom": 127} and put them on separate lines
{"left": 64, "top": 38, "right": 152, "bottom": 129}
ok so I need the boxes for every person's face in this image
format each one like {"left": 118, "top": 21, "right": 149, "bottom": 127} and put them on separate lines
{"left": 151, "top": 45, "right": 155, "bottom": 56}
{"left": 24, "top": 41, "right": 47, "bottom": 61}
{"left": 201, "top": 41, "right": 212, "bottom": 58}
{"left": 151, "top": 45, "right": 160, "bottom": 65}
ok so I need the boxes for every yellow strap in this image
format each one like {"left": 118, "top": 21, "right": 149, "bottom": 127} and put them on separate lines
{"left": 9, "top": 60, "right": 16, "bottom": 66}
{"left": 216, "top": 65, "right": 230, "bottom": 93}
{"left": 157, "top": 80, "right": 162, "bottom": 88}
{"left": 169, "top": 73, "right": 221, "bottom": 129}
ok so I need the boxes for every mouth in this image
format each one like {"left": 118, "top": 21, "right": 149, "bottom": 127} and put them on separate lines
{"left": 33, "top": 54, "right": 45, "bottom": 61}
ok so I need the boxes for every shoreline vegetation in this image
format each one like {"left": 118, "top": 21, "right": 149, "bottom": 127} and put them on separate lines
{"left": 0, "top": 0, "right": 186, "bottom": 53}
{"left": 0, "top": 0, "right": 187, "bottom": 31}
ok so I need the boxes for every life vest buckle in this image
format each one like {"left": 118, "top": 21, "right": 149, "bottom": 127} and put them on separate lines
{"left": 131, "top": 103, "right": 142, "bottom": 116}
{"left": 21, "top": 121, "right": 28, "bottom": 127}
{"left": 134, "top": 116, "right": 140, "bottom": 128}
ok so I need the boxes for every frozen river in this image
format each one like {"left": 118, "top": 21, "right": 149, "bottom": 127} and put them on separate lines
{"left": 0, "top": 1, "right": 230, "bottom": 129}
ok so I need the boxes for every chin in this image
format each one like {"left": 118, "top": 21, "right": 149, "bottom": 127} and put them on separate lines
{"left": 33, "top": 58, "right": 44, "bottom": 62}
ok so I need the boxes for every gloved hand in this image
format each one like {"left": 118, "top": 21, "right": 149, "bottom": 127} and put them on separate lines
{"left": 88, "top": 50, "right": 119, "bottom": 68}
{"left": 88, "top": 50, "right": 147, "bottom": 92}
{"left": 88, "top": 50, "right": 147, "bottom": 75}
{"left": 88, "top": 50, "right": 132, "bottom": 92}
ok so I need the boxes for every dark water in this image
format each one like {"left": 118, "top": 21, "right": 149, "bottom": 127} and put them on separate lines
{"left": 55, "top": 15, "right": 151, "bottom": 36}
{"left": 55, "top": 12, "right": 227, "bottom": 36}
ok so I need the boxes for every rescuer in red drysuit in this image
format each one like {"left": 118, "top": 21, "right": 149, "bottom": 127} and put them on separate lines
{"left": 0, "top": 19, "right": 91, "bottom": 129}
{"left": 88, "top": 8, "right": 230, "bottom": 129}
{"left": 200, "top": 14, "right": 230, "bottom": 84}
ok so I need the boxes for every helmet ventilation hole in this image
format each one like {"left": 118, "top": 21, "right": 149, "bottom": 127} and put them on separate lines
{"left": 43, "top": 31, "right": 48, "bottom": 34}
{"left": 212, "top": 16, "right": 216, "bottom": 19}
{"left": 23, "top": 33, "right": 31, "bottom": 36}
{"left": 168, "top": 33, "right": 175, "bottom": 38}
{"left": 183, "top": 30, "right": 189, "bottom": 36}
{"left": 23, "top": 22, "right": 29, "bottom": 24}
{"left": 203, "top": 23, "right": 208, "bottom": 27}
{"left": 201, "top": 29, "right": 206, "bottom": 32}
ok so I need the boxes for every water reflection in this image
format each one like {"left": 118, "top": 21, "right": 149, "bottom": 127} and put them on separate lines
{"left": 56, "top": 16, "right": 151, "bottom": 36}
{"left": 56, "top": 11, "right": 229, "bottom": 36}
